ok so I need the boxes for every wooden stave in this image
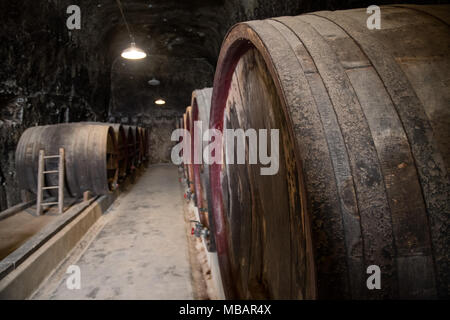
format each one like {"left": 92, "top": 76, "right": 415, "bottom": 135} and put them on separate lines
{"left": 210, "top": 21, "right": 317, "bottom": 300}
{"left": 311, "top": 7, "right": 450, "bottom": 298}
{"left": 209, "top": 5, "right": 449, "bottom": 299}
{"left": 123, "top": 125, "right": 137, "bottom": 173}
{"left": 110, "top": 124, "right": 128, "bottom": 179}
{"left": 138, "top": 127, "right": 144, "bottom": 165}
{"left": 138, "top": 127, "right": 145, "bottom": 166}
{"left": 143, "top": 127, "right": 150, "bottom": 163}
{"left": 130, "top": 126, "right": 142, "bottom": 167}
{"left": 81, "top": 122, "right": 128, "bottom": 180}
{"left": 183, "top": 113, "right": 189, "bottom": 181}
{"left": 185, "top": 106, "right": 195, "bottom": 194}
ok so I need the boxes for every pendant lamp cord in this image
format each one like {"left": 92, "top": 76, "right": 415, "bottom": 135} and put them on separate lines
{"left": 116, "top": 0, "right": 135, "bottom": 43}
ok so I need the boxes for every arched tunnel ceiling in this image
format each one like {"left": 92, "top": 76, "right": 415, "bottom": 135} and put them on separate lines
{"left": 79, "top": 0, "right": 227, "bottom": 117}
{"left": 94, "top": 0, "right": 225, "bottom": 61}
{"left": 74, "top": 0, "right": 448, "bottom": 118}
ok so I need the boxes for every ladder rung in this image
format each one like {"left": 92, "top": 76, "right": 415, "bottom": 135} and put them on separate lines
{"left": 43, "top": 186, "right": 59, "bottom": 190}
{"left": 43, "top": 155, "right": 61, "bottom": 159}
{"left": 43, "top": 170, "right": 59, "bottom": 174}
{"left": 41, "top": 202, "right": 59, "bottom": 206}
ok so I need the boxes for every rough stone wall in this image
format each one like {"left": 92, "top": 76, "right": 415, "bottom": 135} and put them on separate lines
{"left": 0, "top": 1, "right": 110, "bottom": 210}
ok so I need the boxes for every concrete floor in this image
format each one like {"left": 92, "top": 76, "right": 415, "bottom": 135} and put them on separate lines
{"left": 31, "top": 164, "right": 195, "bottom": 300}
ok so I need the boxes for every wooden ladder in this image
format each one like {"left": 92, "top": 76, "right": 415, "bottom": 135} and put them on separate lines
{"left": 36, "top": 148, "right": 65, "bottom": 215}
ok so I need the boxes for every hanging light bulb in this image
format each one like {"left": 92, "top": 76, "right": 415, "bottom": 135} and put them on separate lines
{"left": 116, "top": 0, "right": 146, "bottom": 60}
{"left": 155, "top": 99, "right": 166, "bottom": 105}
{"left": 121, "top": 42, "right": 147, "bottom": 60}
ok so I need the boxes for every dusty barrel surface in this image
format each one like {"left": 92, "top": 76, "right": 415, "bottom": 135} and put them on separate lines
{"left": 123, "top": 125, "right": 137, "bottom": 173}
{"left": 177, "top": 117, "right": 184, "bottom": 162}
{"left": 138, "top": 127, "right": 149, "bottom": 164}
{"left": 137, "top": 127, "right": 144, "bottom": 165}
{"left": 185, "top": 106, "right": 195, "bottom": 194}
{"left": 110, "top": 124, "right": 128, "bottom": 179}
{"left": 82, "top": 122, "right": 128, "bottom": 180}
{"left": 190, "top": 88, "right": 215, "bottom": 241}
{"left": 183, "top": 113, "right": 190, "bottom": 181}
{"left": 209, "top": 5, "right": 450, "bottom": 299}
{"left": 130, "top": 126, "right": 143, "bottom": 167}
{"left": 137, "top": 126, "right": 144, "bottom": 167}
{"left": 16, "top": 123, "right": 119, "bottom": 197}
{"left": 142, "top": 127, "right": 150, "bottom": 163}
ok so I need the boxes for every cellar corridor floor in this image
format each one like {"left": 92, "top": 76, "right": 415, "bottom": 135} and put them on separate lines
{"left": 31, "top": 164, "right": 195, "bottom": 300}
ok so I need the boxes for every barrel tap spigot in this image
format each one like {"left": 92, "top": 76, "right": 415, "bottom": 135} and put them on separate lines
{"left": 190, "top": 220, "right": 209, "bottom": 238}
{"left": 184, "top": 189, "right": 194, "bottom": 201}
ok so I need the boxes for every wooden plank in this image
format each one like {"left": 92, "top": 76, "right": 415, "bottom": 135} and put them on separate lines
{"left": 36, "top": 150, "right": 44, "bottom": 216}
{"left": 58, "top": 148, "right": 65, "bottom": 214}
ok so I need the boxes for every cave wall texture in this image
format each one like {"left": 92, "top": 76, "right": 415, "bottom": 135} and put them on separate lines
{"left": 0, "top": 0, "right": 111, "bottom": 210}
{"left": 0, "top": 0, "right": 448, "bottom": 210}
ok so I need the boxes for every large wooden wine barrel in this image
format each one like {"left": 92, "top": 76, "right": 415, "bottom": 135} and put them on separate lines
{"left": 110, "top": 124, "right": 128, "bottom": 179}
{"left": 209, "top": 5, "right": 449, "bottom": 300}
{"left": 16, "top": 123, "right": 119, "bottom": 197}
{"left": 81, "top": 122, "right": 128, "bottom": 180}
{"left": 138, "top": 127, "right": 149, "bottom": 165}
{"left": 190, "top": 88, "right": 214, "bottom": 237}
{"left": 176, "top": 118, "right": 181, "bottom": 166}
{"left": 176, "top": 117, "right": 182, "bottom": 166}
{"left": 123, "top": 125, "right": 137, "bottom": 173}
{"left": 185, "top": 106, "right": 195, "bottom": 194}
{"left": 183, "top": 113, "right": 189, "bottom": 181}
{"left": 130, "top": 126, "right": 143, "bottom": 167}
{"left": 137, "top": 126, "right": 144, "bottom": 167}
{"left": 138, "top": 127, "right": 144, "bottom": 165}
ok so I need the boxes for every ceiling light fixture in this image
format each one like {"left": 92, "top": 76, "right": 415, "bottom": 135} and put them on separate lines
{"left": 121, "top": 42, "right": 147, "bottom": 59}
{"left": 116, "top": 0, "right": 146, "bottom": 60}
{"left": 148, "top": 78, "right": 160, "bottom": 86}
{"left": 155, "top": 99, "right": 166, "bottom": 105}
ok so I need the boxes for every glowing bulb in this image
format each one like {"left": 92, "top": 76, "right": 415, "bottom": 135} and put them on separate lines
{"left": 155, "top": 99, "right": 166, "bottom": 105}
{"left": 148, "top": 78, "right": 160, "bottom": 86}
{"left": 121, "top": 42, "right": 147, "bottom": 60}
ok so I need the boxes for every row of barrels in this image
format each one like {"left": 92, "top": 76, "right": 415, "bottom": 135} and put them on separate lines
{"left": 180, "top": 89, "right": 215, "bottom": 250}
{"left": 180, "top": 5, "right": 449, "bottom": 300}
{"left": 15, "top": 122, "right": 149, "bottom": 198}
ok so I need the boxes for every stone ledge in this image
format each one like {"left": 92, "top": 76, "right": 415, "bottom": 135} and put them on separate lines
{"left": 0, "top": 191, "right": 119, "bottom": 299}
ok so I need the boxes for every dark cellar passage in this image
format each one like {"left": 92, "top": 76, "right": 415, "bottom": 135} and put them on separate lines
{"left": 0, "top": 0, "right": 449, "bottom": 304}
